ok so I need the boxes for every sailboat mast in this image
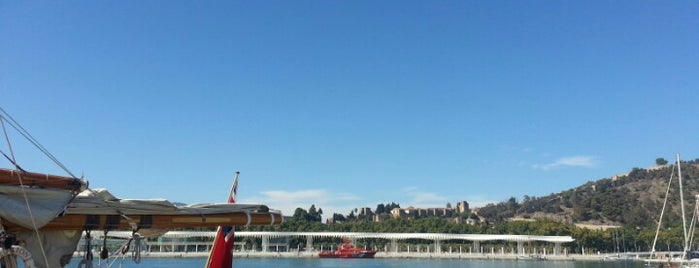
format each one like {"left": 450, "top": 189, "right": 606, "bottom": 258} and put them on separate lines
{"left": 651, "top": 164, "right": 676, "bottom": 257}
{"left": 678, "top": 154, "right": 689, "bottom": 252}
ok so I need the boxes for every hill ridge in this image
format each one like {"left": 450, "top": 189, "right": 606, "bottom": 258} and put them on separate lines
{"left": 475, "top": 160, "right": 699, "bottom": 228}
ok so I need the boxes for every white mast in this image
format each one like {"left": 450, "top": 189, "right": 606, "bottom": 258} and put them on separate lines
{"left": 688, "top": 196, "right": 699, "bottom": 250}
{"left": 678, "top": 154, "right": 690, "bottom": 253}
{"left": 651, "top": 166, "right": 676, "bottom": 258}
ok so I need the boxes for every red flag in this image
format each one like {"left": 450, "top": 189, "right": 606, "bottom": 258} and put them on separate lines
{"left": 205, "top": 172, "right": 239, "bottom": 268}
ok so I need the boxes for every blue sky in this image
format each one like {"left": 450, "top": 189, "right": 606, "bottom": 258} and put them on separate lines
{"left": 1, "top": 1, "right": 698, "bottom": 219}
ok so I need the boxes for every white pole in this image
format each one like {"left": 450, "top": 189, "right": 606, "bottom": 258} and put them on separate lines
{"left": 678, "top": 154, "right": 689, "bottom": 253}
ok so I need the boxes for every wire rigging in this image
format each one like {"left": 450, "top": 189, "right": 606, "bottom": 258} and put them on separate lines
{"left": 0, "top": 106, "right": 77, "bottom": 179}
{"left": 650, "top": 163, "right": 676, "bottom": 257}
{"left": 0, "top": 115, "right": 53, "bottom": 267}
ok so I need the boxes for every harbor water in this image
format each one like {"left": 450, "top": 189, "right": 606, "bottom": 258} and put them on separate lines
{"left": 66, "top": 257, "right": 645, "bottom": 268}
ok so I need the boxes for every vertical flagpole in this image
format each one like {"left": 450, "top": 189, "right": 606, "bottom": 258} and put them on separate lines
{"left": 204, "top": 171, "right": 239, "bottom": 268}
{"left": 230, "top": 172, "right": 239, "bottom": 202}
{"left": 225, "top": 172, "right": 239, "bottom": 240}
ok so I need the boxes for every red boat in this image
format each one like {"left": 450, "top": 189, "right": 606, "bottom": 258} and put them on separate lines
{"left": 318, "top": 238, "right": 377, "bottom": 258}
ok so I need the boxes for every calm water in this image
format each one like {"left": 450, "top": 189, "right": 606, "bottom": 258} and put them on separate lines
{"left": 66, "top": 257, "right": 645, "bottom": 268}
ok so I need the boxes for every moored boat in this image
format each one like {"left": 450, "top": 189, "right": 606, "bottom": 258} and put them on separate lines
{"left": 0, "top": 108, "right": 283, "bottom": 268}
{"left": 318, "top": 238, "right": 377, "bottom": 258}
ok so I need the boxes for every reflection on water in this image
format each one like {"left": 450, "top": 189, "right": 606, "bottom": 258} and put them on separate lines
{"left": 66, "top": 257, "right": 645, "bottom": 268}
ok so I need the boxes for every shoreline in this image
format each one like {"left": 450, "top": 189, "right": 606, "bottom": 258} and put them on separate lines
{"left": 128, "top": 251, "right": 640, "bottom": 262}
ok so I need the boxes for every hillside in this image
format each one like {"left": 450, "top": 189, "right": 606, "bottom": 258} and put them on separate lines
{"left": 475, "top": 160, "right": 699, "bottom": 228}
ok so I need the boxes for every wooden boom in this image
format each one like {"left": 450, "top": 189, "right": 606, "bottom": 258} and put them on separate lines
{"left": 2, "top": 211, "right": 283, "bottom": 232}
{"left": 0, "top": 168, "right": 86, "bottom": 192}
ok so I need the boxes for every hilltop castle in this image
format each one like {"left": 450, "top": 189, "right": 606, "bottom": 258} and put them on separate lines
{"left": 356, "top": 201, "right": 470, "bottom": 222}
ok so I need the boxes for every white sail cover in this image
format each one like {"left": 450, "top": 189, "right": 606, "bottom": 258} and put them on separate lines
{"left": 0, "top": 185, "right": 74, "bottom": 229}
{"left": 3, "top": 188, "right": 277, "bottom": 268}
{"left": 15, "top": 230, "right": 83, "bottom": 268}
{"left": 66, "top": 188, "right": 270, "bottom": 215}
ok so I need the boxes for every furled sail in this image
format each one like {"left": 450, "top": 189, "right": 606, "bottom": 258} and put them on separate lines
{"left": 0, "top": 169, "right": 86, "bottom": 230}
{"left": 4, "top": 187, "right": 282, "bottom": 268}
{"left": 3, "top": 188, "right": 282, "bottom": 232}
{"left": 0, "top": 185, "right": 75, "bottom": 230}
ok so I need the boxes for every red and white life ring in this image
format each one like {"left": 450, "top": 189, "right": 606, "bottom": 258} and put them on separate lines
{"left": 0, "top": 245, "right": 36, "bottom": 268}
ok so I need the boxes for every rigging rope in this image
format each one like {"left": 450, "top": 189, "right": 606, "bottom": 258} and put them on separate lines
{"left": 103, "top": 231, "right": 142, "bottom": 268}
{"left": 0, "top": 150, "right": 25, "bottom": 171}
{"left": 100, "top": 230, "right": 109, "bottom": 260}
{"left": 2, "top": 106, "right": 149, "bottom": 267}
{"left": 1, "top": 117, "right": 52, "bottom": 268}
{"left": 651, "top": 164, "right": 676, "bottom": 257}
{"left": 73, "top": 191, "right": 146, "bottom": 267}
{"left": 688, "top": 197, "right": 699, "bottom": 250}
{"left": 0, "top": 106, "right": 77, "bottom": 179}
{"left": 77, "top": 230, "right": 94, "bottom": 268}
{"left": 0, "top": 223, "right": 18, "bottom": 268}
{"left": 130, "top": 232, "right": 142, "bottom": 264}
{"left": 106, "top": 243, "right": 129, "bottom": 268}
{"left": 83, "top": 214, "right": 142, "bottom": 268}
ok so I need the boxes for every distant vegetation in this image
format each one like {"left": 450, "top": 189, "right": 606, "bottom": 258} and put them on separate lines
{"left": 238, "top": 158, "right": 699, "bottom": 254}
{"left": 476, "top": 158, "right": 699, "bottom": 227}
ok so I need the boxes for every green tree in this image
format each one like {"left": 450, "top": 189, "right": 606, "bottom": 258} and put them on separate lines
{"left": 292, "top": 207, "right": 309, "bottom": 221}
{"left": 307, "top": 205, "right": 322, "bottom": 222}
{"left": 386, "top": 202, "right": 400, "bottom": 212}
{"left": 376, "top": 204, "right": 386, "bottom": 214}
{"left": 332, "top": 213, "right": 346, "bottom": 222}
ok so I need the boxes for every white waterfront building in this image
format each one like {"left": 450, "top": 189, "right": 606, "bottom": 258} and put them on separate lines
{"left": 78, "top": 231, "right": 574, "bottom": 256}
